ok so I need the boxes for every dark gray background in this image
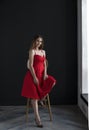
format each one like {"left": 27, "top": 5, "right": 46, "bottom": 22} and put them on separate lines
{"left": 0, "top": 0, "right": 77, "bottom": 105}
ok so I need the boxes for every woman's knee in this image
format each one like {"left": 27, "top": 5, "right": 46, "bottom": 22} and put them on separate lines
{"left": 52, "top": 82, "right": 56, "bottom": 88}
{"left": 31, "top": 99, "right": 38, "bottom": 103}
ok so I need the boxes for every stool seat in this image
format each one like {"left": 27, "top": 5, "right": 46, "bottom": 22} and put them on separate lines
{"left": 26, "top": 94, "right": 53, "bottom": 121}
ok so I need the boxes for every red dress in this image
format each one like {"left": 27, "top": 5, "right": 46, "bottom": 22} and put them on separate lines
{"left": 21, "top": 54, "right": 56, "bottom": 99}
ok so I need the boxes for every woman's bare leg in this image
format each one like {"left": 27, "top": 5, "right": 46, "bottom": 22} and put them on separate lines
{"left": 31, "top": 99, "right": 43, "bottom": 127}
{"left": 52, "top": 82, "right": 56, "bottom": 88}
{"left": 40, "top": 82, "right": 56, "bottom": 102}
{"left": 39, "top": 82, "right": 56, "bottom": 107}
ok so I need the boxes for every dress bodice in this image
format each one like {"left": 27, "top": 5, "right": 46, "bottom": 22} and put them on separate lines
{"left": 33, "top": 55, "right": 45, "bottom": 74}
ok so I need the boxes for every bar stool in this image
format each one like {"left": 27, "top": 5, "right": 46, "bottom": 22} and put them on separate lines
{"left": 26, "top": 94, "right": 53, "bottom": 122}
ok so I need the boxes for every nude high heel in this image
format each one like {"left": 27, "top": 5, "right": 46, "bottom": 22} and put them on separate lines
{"left": 35, "top": 118, "right": 43, "bottom": 128}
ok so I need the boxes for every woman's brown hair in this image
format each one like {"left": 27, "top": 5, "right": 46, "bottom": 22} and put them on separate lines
{"left": 29, "top": 34, "right": 44, "bottom": 50}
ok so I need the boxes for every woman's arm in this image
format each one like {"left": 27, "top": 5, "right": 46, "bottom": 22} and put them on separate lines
{"left": 44, "top": 59, "right": 47, "bottom": 76}
{"left": 28, "top": 49, "right": 39, "bottom": 86}
{"left": 43, "top": 50, "right": 48, "bottom": 80}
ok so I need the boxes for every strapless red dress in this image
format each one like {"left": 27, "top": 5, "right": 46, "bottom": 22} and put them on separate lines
{"left": 21, "top": 54, "right": 56, "bottom": 99}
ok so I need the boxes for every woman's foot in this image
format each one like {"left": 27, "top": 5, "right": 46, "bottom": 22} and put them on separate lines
{"left": 35, "top": 118, "right": 43, "bottom": 128}
{"left": 39, "top": 100, "right": 46, "bottom": 107}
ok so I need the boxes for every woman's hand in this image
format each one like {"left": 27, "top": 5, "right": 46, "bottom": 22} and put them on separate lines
{"left": 33, "top": 77, "right": 39, "bottom": 86}
{"left": 43, "top": 74, "right": 48, "bottom": 80}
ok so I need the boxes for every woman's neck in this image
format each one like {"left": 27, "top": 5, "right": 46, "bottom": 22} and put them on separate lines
{"left": 35, "top": 47, "right": 40, "bottom": 51}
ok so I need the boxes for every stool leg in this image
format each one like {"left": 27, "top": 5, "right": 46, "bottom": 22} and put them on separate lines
{"left": 26, "top": 98, "right": 30, "bottom": 122}
{"left": 47, "top": 94, "right": 53, "bottom": 121}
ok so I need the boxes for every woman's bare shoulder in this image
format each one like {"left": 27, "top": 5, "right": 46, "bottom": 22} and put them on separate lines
{"left": 41, "top": 49, "right": 46, "bottom": 56}
{"left": 29, "top": 49, "right": 35, "bottom": 53}
{"left": 29, "top": 49, "right": 35, "bottom": 56}
{"left": 42, "top": 49, "right": 46, "bottom": 53}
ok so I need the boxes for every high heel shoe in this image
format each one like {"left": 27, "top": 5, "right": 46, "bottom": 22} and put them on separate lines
{"left": 35, "top": 118, "right": 43, "bottom": 128}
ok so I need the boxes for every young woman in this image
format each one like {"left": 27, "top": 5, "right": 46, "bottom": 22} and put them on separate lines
{"left": 21, "top": 34, "right": 56, "bottom": 127}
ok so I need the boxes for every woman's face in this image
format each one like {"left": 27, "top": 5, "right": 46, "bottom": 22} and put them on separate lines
{"left": 35, "top": 37, "right": 43, "bottom": 48}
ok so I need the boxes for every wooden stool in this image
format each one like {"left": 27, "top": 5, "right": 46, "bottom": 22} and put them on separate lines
{"left": 26, "top": 94, "right": 53, "bottom": 122}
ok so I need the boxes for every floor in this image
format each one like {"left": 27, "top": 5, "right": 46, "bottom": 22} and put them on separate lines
{"left": 0, "top": 105, "right": 88, "bottom": 130}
